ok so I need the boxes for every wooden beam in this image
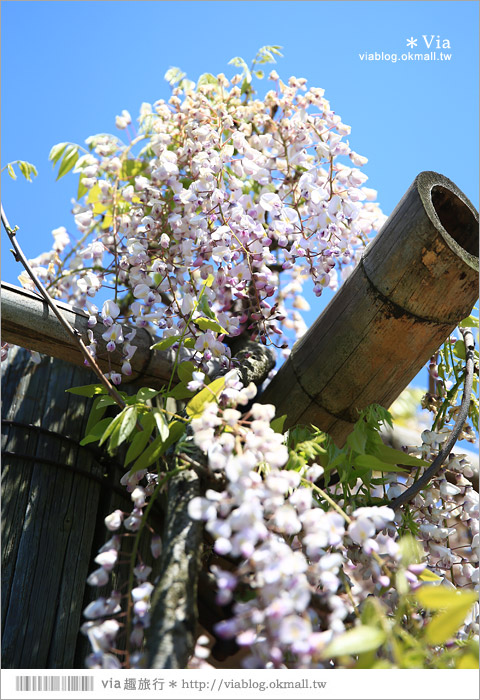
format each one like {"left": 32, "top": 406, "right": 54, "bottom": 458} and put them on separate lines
{"left": 1, "top": 282, "right": 174, "bottom": 388}
{"left": 1, "top": 283, "right": 276, "bottom": 390}
{"left": 260, "top": 171, "right": 479, "bottom": 445}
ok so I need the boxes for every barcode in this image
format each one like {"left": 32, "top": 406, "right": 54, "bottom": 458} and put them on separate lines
{"left": 15, "top": 676, "right": 94, "bottom": 692}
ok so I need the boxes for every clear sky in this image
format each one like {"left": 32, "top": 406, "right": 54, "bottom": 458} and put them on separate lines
{"left": 1, "top": 1, "right": 479, "bottom": 394}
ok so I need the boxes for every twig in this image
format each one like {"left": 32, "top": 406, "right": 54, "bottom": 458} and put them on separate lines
{"left": 390, "top": 328, "right": 475, "bottom": 510}
{"left": 1, "top": 205, "right": 127, "bottom": 410}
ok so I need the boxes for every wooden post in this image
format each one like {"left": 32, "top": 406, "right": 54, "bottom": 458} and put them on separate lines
{"left": 1, "top": 347, "right": 163, "bottom": 668}
{"left": 260, "top": 171, "right": 479, "bottom": 444}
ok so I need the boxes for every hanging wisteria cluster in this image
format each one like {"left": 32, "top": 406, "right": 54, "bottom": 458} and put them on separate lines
{"left": 5, "top": 49, "right": 478, "bottom": 670}
{"left": 18, "top": 56, "right": 385, "bottom": 381}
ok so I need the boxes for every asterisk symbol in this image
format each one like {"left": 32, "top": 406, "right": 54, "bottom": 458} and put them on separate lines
{"left": 169, "top": 681, "right": 177, "bottom": 688}
{"left": 406, "top": 37, "right": 417, "bottom": 48}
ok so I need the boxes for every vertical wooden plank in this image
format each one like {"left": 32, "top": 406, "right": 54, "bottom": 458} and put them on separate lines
{"left": 1, "top": 347, "right": 104, "bottom": 668}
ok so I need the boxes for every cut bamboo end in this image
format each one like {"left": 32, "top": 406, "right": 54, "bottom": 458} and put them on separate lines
{"left": 260, "top": 171, "right": 479, "bottom": 445}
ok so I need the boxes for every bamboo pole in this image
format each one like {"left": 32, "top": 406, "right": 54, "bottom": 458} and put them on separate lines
{"left": 260, "top": 171, "right": 479, "bottom": 445}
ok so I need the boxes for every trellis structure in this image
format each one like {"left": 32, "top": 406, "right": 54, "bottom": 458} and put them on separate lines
{"left": 1, "top": 171, "right": 478, "bottom": 668}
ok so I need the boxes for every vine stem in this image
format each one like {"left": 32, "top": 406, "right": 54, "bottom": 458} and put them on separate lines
{"left": 390, "top": 328, "right": 475, "bottom": 510}
{"left": 124, "top": 464, "right": 185, "bottom": 665}
{"left": 1, "top": 204, "right": 128, "bottom": 411}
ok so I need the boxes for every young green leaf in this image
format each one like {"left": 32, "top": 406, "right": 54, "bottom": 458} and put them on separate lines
{"left": 195, "top": 317, "right": 228, "bottom": 334}
{"left": 49, "top": 142, "right": 68, "bottom": 165}
{"left": 270, "top": 414, "right": 287, "bottom": 434}
{"left": 415, "top": 586, "right": 478, "bottom": 611}
{"left": 79, "top": 417, "right": 113, "bottom": 446}
{"left": 153, "top": 408, "right": 170, "bottom": 441}
{"left": 56, "top": 145, "right": 79, "bottom": 180}
{"left": 150, "top": 335, "right": 183, "bottom": 351}
{"left": 162, "top": 419, "right": 187, "bottom": 453}
{"left": 130, "top": 434, "right": 164, "bottom": 473}
{"left": 66, "top": 384, "right": 107, "bottom": 397}
{"left": 325, "top": 625, "right": 386, "bottom": 657}
{"left": 371, "top": 443, "right": 429, "bottom": 468}
{"left": 177, "top": 361, "right": 196, "bottom": 385}
{"left": 136, "top": 387, "right": 161, "bottom": 402}
{"left": 425, "top": 598, "right": 478, "bottom": 645}
{"left": 186, "top": 376, "right": 226, "bottom": 419}
{"left": 116, "top": 406, "right": 138, "bottom": 447}
{"left": 124, "top": 412, "right": 155, "bottom": 466}
{"left": 168, "top": 383, "right": 195, "bottom": 400}
{"left": 98, "top": 411, "right": 124, "bottom": 447}
{"left": 459, "top": 315, "right": 479, "bottom": 328}
{"left": 353, "top": 454, "right": 408, "bottom": 473}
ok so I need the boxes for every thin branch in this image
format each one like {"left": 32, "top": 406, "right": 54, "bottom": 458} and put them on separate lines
{"left": 390, "top": 328, "right": 475, "bottom": 510}
{"left": 1, "top": 204, "right": 127, "bottom": 410}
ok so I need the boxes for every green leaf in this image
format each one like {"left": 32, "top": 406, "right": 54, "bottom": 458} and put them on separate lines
{"left": 353, "top": 454, "right": 407, "bottom": 473}
{"left": 153, "top": 409, "right": 169, "bottom": 441}
{"left": 325, "top": 625, "right": 386, "bottom": 657}
{"left": 162, "top": 419, "right": 187, "bottom": 453}
{"left": 253, "top": 70, "right": 264, "bottom": 80}
{"left": 425, "top": 598, "right": 477, "bottom": 645}
{"left": 168, "top": 383, "right": 195, "bottom": 400}
{"left": 7, "top": 163, "right": 16, "bottom": 180}
{"left": 49, "top": 142, "right": 68, "bottom": 165}
{"left": 186, "top": 376, "right": 226, "bottom": 419}
{"left": 371, "top": 443, "right": 429, "bottom": 468}
{"left": 346, "top": 423, "right": 367, "bottom": 454}
{"left": 459, "top": 315, "right": 479, "bottom": 328}
{"left": 418, "top": 569, "right": 443, "bottom": 583}
{"left": 177, "top": 361, "right": 196, "bottom": 385}
{"left": 79, "top": 417, "right": 113, "bottom": 445}
{"left": 98, "top": 410, "right": 125, "bottom": 447}
{"left": 198, "top": 294, "right": 216, "bottom": 319}
{"left": 77, "top": 176, "right": 88, "bottom": 201}
{"left": 85, "top": 395, "right": 110, "bottom": 435}
{"left": 398, "top": 534, "right": 425, "bottom": 566}
{"left": 150, "top": 335, "right": 183, "bottom": 351}
{"left": 204, "top": 273, "right": 215, "bottom": 287}
{"left": 195, "top": 317, "right": 228, "bottom": 334}
{"left": 116, "top": 406, "right": 138, "bottom": 447}
{"left": 18, "top": 161, "right": 38, "bottom": 182}
{"left": 415, "top": 586, "right": 478, "bottom": 611}
{"left": 457, "top": 652, "right": 480, "bottom": 669}
{"left": 125, "top": 412, "right": 155, "bottom": 466}
{"left": 136, "top": 387, "right": 161, "bottom": 402}
{"left": 130, "top": 434, "right": 164, "bottom": 473}
{"left": 56, "top": 145, "right": 79, "bottom": 180}
{"left": 270, "top": 414, "right": 287, "bottom": 434}
{"left": 453, "top": 340, "right": 466, "bottom": 360}
{"left": 120, "top": 159, "right": 144, "bottom": 181}
{"left": 66, "top": 384, "right": 107, "bottom": 397}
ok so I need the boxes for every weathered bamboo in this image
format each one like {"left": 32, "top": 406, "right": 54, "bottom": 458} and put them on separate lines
{"left": 260, "top": 171, "right": 479, "bottom": 444}
{"left": 1, "top": 282, "right": 173, "bottom": 388}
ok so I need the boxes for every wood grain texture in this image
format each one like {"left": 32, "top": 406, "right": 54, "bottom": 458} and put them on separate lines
{"left": 260, "top": 171, "right": 479, "bottom": 445}
{"left": 1, "top": 282, "right": 173, "bottom": 388}
{"left": 1, "top": 347, "right": 103, "bottom": 668}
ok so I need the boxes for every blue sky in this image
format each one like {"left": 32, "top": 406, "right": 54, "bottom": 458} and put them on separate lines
{"left": 1, "top": 1, "right": 479, "bottom": 397}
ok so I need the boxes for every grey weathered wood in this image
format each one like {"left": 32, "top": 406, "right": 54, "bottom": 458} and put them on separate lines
{"left": 260, "top": 171, "right": 479, "bottom": 445}
{"left": 1, "top": 282, "right": 173, "bottom": 389}
{"left": 1, "top": 347, "right": 104, "bottom": 668}
{"left": 1, "top": 347, "right": 164, "bottom": 668}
